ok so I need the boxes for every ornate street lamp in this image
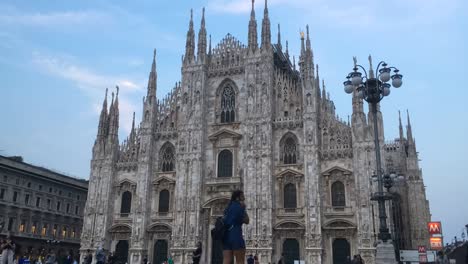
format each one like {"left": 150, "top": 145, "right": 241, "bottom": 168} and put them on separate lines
{"left": 343, "top": 56, "right": 403, "bottom": 244}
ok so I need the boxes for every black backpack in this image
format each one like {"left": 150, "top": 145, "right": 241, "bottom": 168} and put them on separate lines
{"left": 211, "top": 216, "right": 226, "bottom": 241}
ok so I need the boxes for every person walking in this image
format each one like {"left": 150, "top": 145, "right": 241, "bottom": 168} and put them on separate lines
{"left": 247, "top": 254, "right": 254, "bottom": 264}
{"left": 222, "top": 190, "right": 249, "bottom": 264}
{"left": 192, "top": 242, "right": 202, "bottom": 264}
{"left": 1, "top": 236, "right": 16, "bottom": 264}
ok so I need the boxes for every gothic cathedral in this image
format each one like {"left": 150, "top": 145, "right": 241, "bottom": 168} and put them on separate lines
{"left": 80, "top": 2, "right": 431, "bottom": 264}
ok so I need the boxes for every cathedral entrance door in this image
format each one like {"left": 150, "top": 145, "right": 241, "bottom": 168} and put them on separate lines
{"left": 332, "top": 238, "right": 350, "bottom": 264}
{"left": 153, "top": 240, "right": 168, "bottom": 264}
{"left": 115, "top": 240, "right": 129, "bottom": 264}
{"left": 283, "top": 239, "right": 300, "bottom": 264}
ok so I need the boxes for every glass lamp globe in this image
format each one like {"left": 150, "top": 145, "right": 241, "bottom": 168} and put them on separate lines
{"left": 351, "top": 72, "right": 362, "bottom": 85}
{"left": 379, "top": 68, "right": 391, "bottom": 82}
{"left": 392, "top": 73, "right": 403, "bottom": 88}
{"left": 383, "top": 84, "right": 391, "bottom": 96}
{"left": 344, "top": 80, "right": 354, "bottom": 94}
{"left": 357, "top": 90, "right": 364, "bottom": 99}
{"left": 398, "top": 175, "right": 405, "bottom": 181}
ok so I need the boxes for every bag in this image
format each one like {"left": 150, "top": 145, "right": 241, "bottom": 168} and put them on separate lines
{"left": 211, "top": 216, "right": 226, "bottom": 241}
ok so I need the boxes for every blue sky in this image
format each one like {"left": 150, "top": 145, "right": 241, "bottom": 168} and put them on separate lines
{"left": 1, "top": 0, "right": 467, "bottom": 244}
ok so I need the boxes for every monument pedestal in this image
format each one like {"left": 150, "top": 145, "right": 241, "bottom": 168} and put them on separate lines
{"left": 375, "top": 240, "right": 397, "bottom": 264}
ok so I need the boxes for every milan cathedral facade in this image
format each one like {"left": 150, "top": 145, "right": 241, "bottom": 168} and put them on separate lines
{"left": 80, "top": 2, "right": 431, "bottom": 264}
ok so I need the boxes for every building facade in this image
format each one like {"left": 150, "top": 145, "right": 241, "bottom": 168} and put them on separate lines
{"left": 80, "top": 2, "right": 431, "bottom": 264}
{"left": 0, "top": 155, "right": 88, "bottom": 259}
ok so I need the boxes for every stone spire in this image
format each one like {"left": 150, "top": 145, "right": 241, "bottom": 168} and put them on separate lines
{"left": 285, "top": 40, "right": 289, "bottom": 59}
{"left": 248, "top": 0, "right": 258, "bottom": 51}
{"left": 316, "top": 65, "right": 321, "bottom": 98}
{"left": 108, "top": 86, "right": 119, "bottom": 137}
{"left": 261, "top": 0, "right": 271, "bottom": 49}
{"left": 97, "top": 88, "right": 108, "bottom": 137}
{"left": 399, "top": 110, "right": 404, "bottom": 141}
{"left": 208, "top": 34, "right": 212, "bottom": 55}
{"left": 184, "top": 9, "right": 195, "bottom": 63}
{"left": 305, "top": 25, "right": 314, "bottom": 77}
{"left": 277, "top": 24, "right": 282, "bottom": 50}
{"left": 197, "top": 7, "right": 207, "bottom": 62}
{"left": 129, "top": 112, "right": 136, "bottom": 142}
{"left": 147, "top": 49, "right": 157, "bottom": 100}
{"left": 300, "top": 30, "right": 305, "bottom": 54}
{"left": 406, "top": 109, "right": 414, "bottom": 144}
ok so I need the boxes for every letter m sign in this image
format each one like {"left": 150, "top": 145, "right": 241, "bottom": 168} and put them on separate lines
{"left": 427, "top": 222, "right": 442, "bottom": 235}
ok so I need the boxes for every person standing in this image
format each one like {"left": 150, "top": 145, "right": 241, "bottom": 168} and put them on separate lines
{"left": 95, "top": 247, "right": 105, "bottom": 264}
{"left": 247, "top": 254, "right": 254, "bottom": 264}
{"left": 107, "top": 252, "right": 115, "bottom": 264}
{"left": 44, "top": 250, "right": 56, "bottom": 264}
{"left": 192, "top": 242, "right": 202, "bottom": 264}
{"left": 1, "top": 236, "right": 16, "bottom": 264}
{"left": 277, "top": 253, "right": 285, "bottom": 264}
{"left": 83, "top": 250, "right": 92, "bottom": 264}
{"left": 222, "top": 190, "right": 249, "bottom": 264}
{"left": 253, "top": 255, "right": 259, "bottom": 264}
{"left": 166, "top": 255, "right": 173, "bottom": 264}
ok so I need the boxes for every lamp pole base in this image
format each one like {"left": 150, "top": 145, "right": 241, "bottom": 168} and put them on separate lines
{"left": 375, "top": 240, "right": 397, "bottom": 264}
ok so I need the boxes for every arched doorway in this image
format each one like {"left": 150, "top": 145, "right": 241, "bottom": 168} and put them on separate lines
{"left": 115, "top": 240, "right": 129, "bottom": 264}
{"left": 332, "top": 238, "right": 350, "bottom": 264}
{"left": 283, "top": 239, "right": 300, "bottom": 264}
{"left": 153, "top": 240, "right": 168, "bottom": 264}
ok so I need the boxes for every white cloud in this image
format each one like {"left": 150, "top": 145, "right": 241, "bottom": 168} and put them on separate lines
{"left": 0, "top": 9, "right": 112, "bottom": 28}
{"left": 31, "top": 52, "right": 144, "bottom": 134}
{"left": 207, "top": 0, "right": 460, "bottom": 30}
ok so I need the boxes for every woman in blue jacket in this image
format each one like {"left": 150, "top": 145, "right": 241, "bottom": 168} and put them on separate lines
{"left": 223, "top": 190, "right": 249, "bottom": 264}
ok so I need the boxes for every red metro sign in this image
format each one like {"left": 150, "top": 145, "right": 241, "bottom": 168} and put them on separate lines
{"left": 427, "top": 222, "right": 442, "bottom": 235}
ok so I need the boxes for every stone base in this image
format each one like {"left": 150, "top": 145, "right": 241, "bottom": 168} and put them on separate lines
{"left": 375, "top": 241, "right": 397, "bottom": 264}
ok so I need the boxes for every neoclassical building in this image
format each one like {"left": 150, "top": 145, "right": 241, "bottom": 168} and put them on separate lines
{"left": 80, "top": 2, "right": 431, "bottom": 264}
{"left": 0, "top": 155, "right": 88, "bottom": 258}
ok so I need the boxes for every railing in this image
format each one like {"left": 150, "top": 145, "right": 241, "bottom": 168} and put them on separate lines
{"left": 277, "top": 207, "right": 305, "bottom": 217}
{"left": 323, "top": 206, "right": 354, "bottom": 216}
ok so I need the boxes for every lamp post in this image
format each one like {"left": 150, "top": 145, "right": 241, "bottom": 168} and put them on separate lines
{"left": 344, "top": 55, "right": 403, "bottom": 262}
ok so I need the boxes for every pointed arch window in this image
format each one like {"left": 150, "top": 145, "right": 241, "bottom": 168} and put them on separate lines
{"left": 160, "top": 143, "right": 175, "bottom": 172}
{"left": 158, "top": 190, "right": 170, "bottom": 213}
{"left": 217, "top": 150, "right": 233, "bottom": 178}
{"left": 220, "top": 85, "right": 235, "bottom": 123}
{"left": 283, "top": 137, "right": 297, "bottom": 164}
{"left": 331, "top": 181, "right": 346, "bottom": 207}
{"left": 284, "top": 183, "right": 297, "bottom": 209}
{"left": 120, "top": 191, "right": 132, "bottom": 217}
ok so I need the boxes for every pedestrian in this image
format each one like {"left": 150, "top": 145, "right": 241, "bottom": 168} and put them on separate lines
{"left": 247, "top": 254, "right": 254, "bottom": 264}
{"left": 44, "top": 250, "right": 56, "bottom": 264}
{"left": 345, "top": 255, "right": 352, "bottom": 264}
{"left": 95, "top": 247, "right": 105, "bottom": 264}
{"left": 64, "top": 252, "right": 72, "bottom": 264}
{"left": 167, "top": 255, "right": 173, "bottom": 264}
{"left": 356, "top": 254, "right": 364, "bottom": 264}
{"left": 253, "top": 255, "right": 259, "bottom": 264}
{"left": 277, "top": 253, "right": 285, "bottom": 264}
{"left": 83, "top": 250, "right": 92, "bottom": 264}
{"left": 107, "top": 252, "right": 115, "bottom": 264}
{"left": 192, "top": 242, "right": 202, "bottom": 264}
{"left": 1, "top": 236, "right": 16, "bottom": 264}
{"left": 222, "top": 190, "right": 249, "bottom": 264}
